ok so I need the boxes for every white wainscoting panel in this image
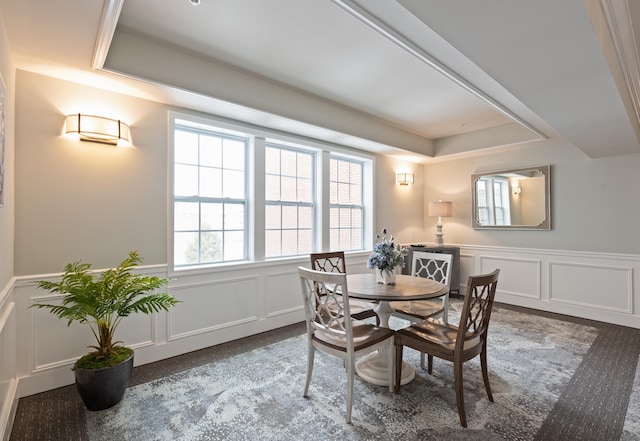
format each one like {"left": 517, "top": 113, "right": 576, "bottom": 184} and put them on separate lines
{"left": 0, "top": 297, "right": 17, "bottom": 441}
{"left": 549, "top": 261, "right": 633, "bottom": 313}
{"left": 265, "top": 270, "right": 302, "bottom": 317}
{"left": 169, "top": 276, "right": 261, "bottom": 340}
{"left": 479, "top": 256, "right": 541, "bottom": 300}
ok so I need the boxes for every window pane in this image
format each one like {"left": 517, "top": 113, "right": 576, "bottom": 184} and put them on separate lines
{"left": 201, "top": 202, "right": 222, "bottom": 230}
{"left": 282, "top": 205, "right": 298, "bottom": 229}
{"left": 299, "top": 206, "right": 312, "bottom": 229}
{"left": 174, "top": 232, "right": 199, "bottom": 266}
{"left": 281, "top": 176, "right": 297, "bottom": 201}
{"left": 174, "top": 130, "right": 198, "bottom": 165}
{"left": 281, "top": 150, "right": 296, "bottom": 177}
{"left": 223, "top": 139, "right": 245, "bottom": 170}
{"left": 265, "top": 230, "right": 281, "bottom": 257}
{"left": 223, "top": 170, "right": 245, "bottom": 199}
{"left": 298, "top": 177, "right": 312, "bottom": 203}
{"left": 265, "top": 147, "right": 280, "bottom": 174}
{"left": 224, "top": 231, "right": 244, "bottom": 260}
{"left": 265, "top": 204, "right": 281, "bottom": 229}
{"left": 200, "top": 135, "right": 222, "bottom": 167}
{"left": 175, "top": 201, "right": 199, "bottom": 231}
{"left": 281, "top": 229, "right": 298, "bottom": 256}
{"left": 200, "top": 167, "right": 222, "bottom": 198}
{"left": 298, "top": 229, "right": 312, "bottom": 254}
{"left": 350, "top": 229, "right": 362, "bottom": 249}
{"left": 201, "top": 231, "right": 223, "bottom": 263}
{"left": 175, "top": 164, "right": 198, "bottom": 197}
{"left": 298, "top": 154, "right": 312, "bottom": 178}
{"left": 330, "top": 207, "right": 339, "bottom": 227}
{"left": 337, "top": 183, "right": 350, "bottom": 204}
{"left": 225, "top": 203, "right": 245, "bottom": 230}
{"left": 265, "top": 175, "right": 281, "bottom": 200}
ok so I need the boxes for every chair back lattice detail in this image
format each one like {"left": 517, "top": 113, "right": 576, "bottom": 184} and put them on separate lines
{"left": 411, "top": 251, "right": 452, "bottom": 288}
{"left": 457, "top": 270, "right": 500, "bottom": 348}
{"left": 310, "top": 252, "right": 346, "bottom": 274}
{"left": 299, "top": 268, "right": 352, "bottom": 339}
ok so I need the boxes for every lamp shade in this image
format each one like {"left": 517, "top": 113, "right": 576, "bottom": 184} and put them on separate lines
{"left": 396, "top": 173, "right": 414, "bottom": 185}
{"left": 428, "top": 201, "right": 453, "bottom": 217}
{"left": 65, "top": 114, "right": 130, "bottom": 146}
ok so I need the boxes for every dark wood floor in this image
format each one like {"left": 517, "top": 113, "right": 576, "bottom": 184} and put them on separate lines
{"left": 8, "top": 302, "right": 640, "bottom": 441}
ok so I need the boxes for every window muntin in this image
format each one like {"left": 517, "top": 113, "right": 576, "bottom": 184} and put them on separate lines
{"left": 329, "top": 157, "right": 363, "bottom": 251}
{"left": 173, "top": 125, "right": 248, "bottom": 268}
{"left": 265, "top": 144, "right": 315, "bottom": 258}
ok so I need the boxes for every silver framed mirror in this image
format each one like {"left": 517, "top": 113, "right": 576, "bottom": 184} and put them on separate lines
{"left": 471, "top": 165, "right": 550, "bottom": 230}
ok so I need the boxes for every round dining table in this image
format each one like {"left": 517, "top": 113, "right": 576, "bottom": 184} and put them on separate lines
{"left": 346, "top": 272, "right": 448, "bottom": 386}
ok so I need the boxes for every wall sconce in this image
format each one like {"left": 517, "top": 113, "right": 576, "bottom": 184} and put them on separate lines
{"left": 396, "top": 173, "right": 414, "bottom": 186}
{"left": 65, "top": 114, "right": 130, "bottom": 146}
{"left": 512, "top": 185, "right": 522, "bottom": 195}
{"left": 428, "top": 200, "right": 453, "bottom": 246}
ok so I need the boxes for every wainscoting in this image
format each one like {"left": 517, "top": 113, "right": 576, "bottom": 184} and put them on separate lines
{"left": 0, "top": 245, "right": 639, "bottom": 440}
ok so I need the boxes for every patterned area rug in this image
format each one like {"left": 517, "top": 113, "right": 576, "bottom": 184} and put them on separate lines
{"left": 86, "top": 306, "right": 598, "bottom": 440}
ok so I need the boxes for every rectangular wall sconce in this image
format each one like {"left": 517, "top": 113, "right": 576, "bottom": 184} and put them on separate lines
{"left": 396, "top": 173, "right": 414, "bottom": 185}
{"left": 65, "top": 114, "right": 130, "bottom": 146}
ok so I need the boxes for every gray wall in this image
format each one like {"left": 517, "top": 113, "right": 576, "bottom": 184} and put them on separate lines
{"left": 0, "top": 13, "right": 14, "bottom": 289}
{"left": 423, "top": 141, "right": 640, "bottom": 254}
{"left": 13, "top": 71, "right": 428, "bottom": 275}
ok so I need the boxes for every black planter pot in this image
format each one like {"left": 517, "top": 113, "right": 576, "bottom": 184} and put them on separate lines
{"left": 74, "top": 352, "right": 134, "bottom": 411}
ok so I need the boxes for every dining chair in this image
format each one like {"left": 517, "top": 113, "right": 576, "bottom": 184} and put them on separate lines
{"left": 393, "top": 269, "right": 500, "bottom": 427}
{"left": 298, "top": 266, "right": 395, "bottom": 424}
{"left": 310, "top": 252, "right": 380, "bottom": 325}
{"left": 390, "top": 251, "right": 452, "bottom": 368}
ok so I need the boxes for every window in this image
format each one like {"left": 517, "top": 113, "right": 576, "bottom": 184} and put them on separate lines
{"left": 173, "top": 122, "right": 248, "bottom": 267}
{"left": 476, "top": 177, "right": 511, "bottom": 226}
{"left": 170, "top": 112, "right": 373, "bottom": 272}
{"left": 265, "top": 143, "right": 315, "bottom": 258}
{"left": 329, "top": 157, "right": 363, "bottom": 251}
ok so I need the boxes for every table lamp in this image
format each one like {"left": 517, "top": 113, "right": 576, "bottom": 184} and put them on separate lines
{"left": 428, "top": 200, "right": 453, "bottom": 246}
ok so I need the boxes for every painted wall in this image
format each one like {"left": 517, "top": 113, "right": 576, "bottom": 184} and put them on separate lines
{"left": 14, "top": 71, "right": 426, "bottom": 275}
{"left": 423, "top": 141, "right": 640, "bottom": 255}
{"left": 0, "top": 10, "right": 14, "bottom": 291}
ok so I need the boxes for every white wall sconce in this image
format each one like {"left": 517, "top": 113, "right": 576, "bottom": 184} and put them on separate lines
{"left": 65, "top": 114, "right": 130, "bottom": 146}
{"left": 512, "top": 185, "right": 522, "bottom": 195}
{"left": 396, "top": 173, "right": 414, "bottom": 186}
{"left": 428, "top": 200, "right": 453, "bottom": 246}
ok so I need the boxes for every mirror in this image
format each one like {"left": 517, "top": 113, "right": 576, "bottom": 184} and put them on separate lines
{"left": 471, "top": 165, "right": 550, "bottom": 230}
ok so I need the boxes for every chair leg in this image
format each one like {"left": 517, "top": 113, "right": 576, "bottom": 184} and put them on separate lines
{"left": 346, "top": 359, "right": 354, "bottom": 424}
{"left": 442, "top": 293, "right": 449, "bottom": 324}
{"left": 453, "top": 359, "right": 467, "bottom": 427}
{"left": 303, "top": 342, "right": 314, "bottom": 397}
{"left": 420, "top": 352, "right": 426, "bottom": 370}
{"left": 428, "top": 355, "right": 433, "bottom": 374}
{"left": 480, "top": 344, "right": 494, "bottom": 402}
{"left": 394, "top": 344, "right": 403, "bottom": 393}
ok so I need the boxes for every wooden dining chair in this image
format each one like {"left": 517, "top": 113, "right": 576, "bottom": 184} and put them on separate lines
{"left": 394, "top": 269, "right": 500, "bottom": 427}
{"left": 390, "top": 251, "right": 452, "bottom": 368}
{"left": 298, "top": 266, "right": 395, "bottom": 424}
{"left": 310, "top": 252, "right": 380, "bottom": 325}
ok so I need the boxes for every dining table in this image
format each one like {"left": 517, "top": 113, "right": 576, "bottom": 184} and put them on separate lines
{"left": 346, "top": 272, "right": 448, "bottom": 386}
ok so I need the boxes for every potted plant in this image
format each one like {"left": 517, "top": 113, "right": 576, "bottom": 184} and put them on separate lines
{"left": 33, "top": 250, "right": 179, "bottom": 411}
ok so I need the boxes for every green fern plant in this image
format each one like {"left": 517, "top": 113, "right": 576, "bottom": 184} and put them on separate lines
{"left": 34, "top": 251, "right": 179, "bottom": 367}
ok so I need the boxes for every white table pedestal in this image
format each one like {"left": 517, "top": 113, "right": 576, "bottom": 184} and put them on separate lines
{"left": 355, "top": 300, "right": 415, "bottom": 386}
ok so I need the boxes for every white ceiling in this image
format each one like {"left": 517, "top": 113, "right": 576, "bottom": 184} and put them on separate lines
{"left": 2, "top": 0, "right": 640, "bottom": 162}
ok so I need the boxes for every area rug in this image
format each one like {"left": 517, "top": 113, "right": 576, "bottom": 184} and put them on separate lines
{"left": 85, "top": 306, "right": 598, "bottom": 440}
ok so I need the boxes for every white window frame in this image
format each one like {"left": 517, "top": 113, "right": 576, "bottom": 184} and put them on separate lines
{"left": 169, "top": 111, "right": 374, "bottom": 275}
